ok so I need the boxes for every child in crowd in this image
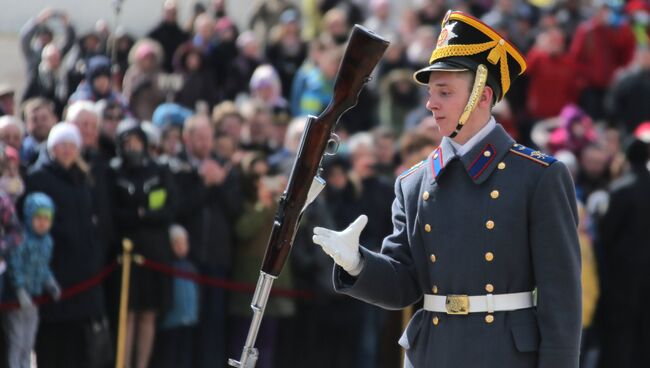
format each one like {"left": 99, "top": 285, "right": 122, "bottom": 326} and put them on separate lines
{"left": 152, "top": 224, "right": 198, "bottom": 368}
{"left": 0, "top": 144, "right": 22, "bottom": 299}
{"left": 3, "top": 192, "right": 61, "bottom": 368}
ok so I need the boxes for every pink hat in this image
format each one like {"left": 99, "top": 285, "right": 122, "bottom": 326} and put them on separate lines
{"left": 634, "top": 122, "right": 650, "bottom": 143}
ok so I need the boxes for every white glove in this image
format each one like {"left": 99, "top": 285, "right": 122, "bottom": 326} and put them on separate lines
{"left": 313, "top": 215, "right": 367, "bottom": 276}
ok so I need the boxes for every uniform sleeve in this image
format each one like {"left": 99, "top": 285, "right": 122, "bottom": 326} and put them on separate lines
{"left": 333, "top": 179, "right": 421, "bottom": 310}
{"left": 529, "top": 162, "right": 582, "bottom": 367}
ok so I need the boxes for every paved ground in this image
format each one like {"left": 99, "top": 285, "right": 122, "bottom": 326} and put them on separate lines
{"left": 0, "top": 33, "right": 26, "bottom": 105}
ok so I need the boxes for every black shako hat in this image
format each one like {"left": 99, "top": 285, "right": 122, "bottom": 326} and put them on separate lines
{"left": 413, "top": 10, "right": 527, "bottom": 102}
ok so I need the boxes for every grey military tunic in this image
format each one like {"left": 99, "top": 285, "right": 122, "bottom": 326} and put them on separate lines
{"left": 334, "top": 123, "right": 581, "bottom": 367}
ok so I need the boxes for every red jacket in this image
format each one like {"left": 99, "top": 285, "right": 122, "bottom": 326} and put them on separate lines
{"left": 569, "top": 20, "right": 636, "bottom": 90}
{"left": 526, "top": 48, "right": 579, "bottom": 119}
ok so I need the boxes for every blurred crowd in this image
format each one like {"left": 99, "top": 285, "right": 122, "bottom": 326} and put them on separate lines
{"left": 0, "top": 0, "right": 649, "bottom": 367}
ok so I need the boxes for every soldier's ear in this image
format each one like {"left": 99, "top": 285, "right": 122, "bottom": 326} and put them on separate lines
{"left": 479, "top": 86, "right": 494, "bottom": 108}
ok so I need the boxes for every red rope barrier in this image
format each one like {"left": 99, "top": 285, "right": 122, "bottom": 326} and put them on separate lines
{"left": 137, "top": 258, "right": 314, "bottom": 300}
{"left": 0, "top": 261, "right": 119, "bottom": 311}
{"left": 0, "top": 256, "right": 314, "bottom": 311}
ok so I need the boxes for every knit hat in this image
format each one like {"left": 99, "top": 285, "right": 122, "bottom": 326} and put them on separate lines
{"left": 47, "top": 122, "right": 82, "bottom": 152}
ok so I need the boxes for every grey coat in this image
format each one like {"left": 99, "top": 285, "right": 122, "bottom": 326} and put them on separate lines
{"left": 334, "top": 123, "right": 582, "bottom": 367}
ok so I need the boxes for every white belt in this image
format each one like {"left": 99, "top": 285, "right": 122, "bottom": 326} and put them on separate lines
{"left": 423, "top": 291, "right": 536, "bottom": 315}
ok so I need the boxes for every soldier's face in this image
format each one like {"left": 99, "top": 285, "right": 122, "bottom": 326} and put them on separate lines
{"left": 425, "top": 71, "right": 472, "bottom": 138}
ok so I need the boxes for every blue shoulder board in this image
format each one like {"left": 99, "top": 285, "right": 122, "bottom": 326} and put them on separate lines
{"left": 509, "top": 143, "right": 557, "bottom": 167}
{"left": 398, "top": 160, "right": 425, "bottom": 180}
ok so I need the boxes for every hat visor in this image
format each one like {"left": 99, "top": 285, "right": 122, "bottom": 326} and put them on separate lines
{"left": 413, "top": 61, "right": 469, "bottom": 85}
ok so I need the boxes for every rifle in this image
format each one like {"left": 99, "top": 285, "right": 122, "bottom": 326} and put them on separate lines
{"left": 228, "top": 25, "right": 389, "bottom": 368}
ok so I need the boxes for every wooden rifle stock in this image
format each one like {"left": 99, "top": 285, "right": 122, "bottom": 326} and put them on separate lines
{"left": 229, "top": 25, "right": 389, "bottom": 368}
{"left": 261, "top": 25, "right": 389, "bottom": 277}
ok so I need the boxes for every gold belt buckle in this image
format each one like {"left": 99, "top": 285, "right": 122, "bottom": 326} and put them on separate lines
{"left": 445, "top": 295, "right": 469, "bottom": 315}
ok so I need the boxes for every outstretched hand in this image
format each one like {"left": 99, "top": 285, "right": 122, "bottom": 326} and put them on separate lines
{"left": 313, "top": 215, "right": 368, "bottom": 275}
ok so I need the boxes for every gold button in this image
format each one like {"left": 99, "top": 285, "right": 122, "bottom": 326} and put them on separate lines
{"left": 497, "top": 162, "right": 506, "bottom": 170}
{"left": 490, "top": 190, "right": 499, "bottom": 199}
{"left": 425, "top": 224, "right": 432, "bottom": 232}
{"left": 486, "top": 220, "right": 495, "bottom": 230}
{"left": 483, "top": 150, "right": 492, "bottom": 157}
{"left": 433, "top": 316, "right": 439, "bottom": 325}
{"left": 485, "top": 252, "right": 494, "bottom": 262}
{"left": 430, "top": 254, "right": 436, "bottom": 263}
{"left": 433, "top": 152, "right": 439, "bottom": 159}
{"left": 432, "top": 285, "right": 438, "bottom": 294}
{"left": 423, "top": 191, "right": 430, "bottom": 201}
{"left": 485, "top": 314, "right": 494, "bottom": 324}
{"left": 485, "top": 284, "right": 494, "bottom": 293}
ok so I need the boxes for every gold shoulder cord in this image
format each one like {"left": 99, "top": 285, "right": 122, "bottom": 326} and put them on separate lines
{"left": 449, "top": 64, "right": 488, "bottom": 138}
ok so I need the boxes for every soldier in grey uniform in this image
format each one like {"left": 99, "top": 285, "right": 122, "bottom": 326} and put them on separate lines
{"left": 312, "top": 10, "right": 582, "bottom": 368}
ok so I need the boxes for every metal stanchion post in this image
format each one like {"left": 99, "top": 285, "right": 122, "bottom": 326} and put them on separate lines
{"left": 115, "top": 239, "right": 133, "bottom": 368}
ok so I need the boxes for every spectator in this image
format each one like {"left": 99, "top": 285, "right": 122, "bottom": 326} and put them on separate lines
{"left": 249, "top": 0, "right": 296, "bottom": 48}
{"left": 223, "top": 31, "right": 265, "bottom": 100}
{"left": 96, "top": 100, "right": 127, "bottom": 161}
{"left": 378, "top": 69, "right": 421, "bottom": 135}
{"left": 322, "top": 132, "right": 395, "bottom": 368}
{"left": 249, "top": 64, "right": 289, "bottom": 113}
{"left": 397, "top": 9, "right": 421, "bottom": 46}
{"left": 376, "top": 37, "right": 409, "bottom": 81}
{"left": 172, "top": 43, "right": 219, "bottom": 111}
{"left": 0, "top": 84, "right": 16, "bottom": 117}
{"left": 416, "top": 0, "right": 447, "bottom": 26}
{"left": 570, "top": 0, "right": 636, "bottom": 120}
{"left": 548, "top": 104, "right": 598, "bottom": 157}
{"left": 109, "top": 121, "right": 175, "bottom": 368}
{"left": 322, "top": 7, "right": 352, "bottom": 45}
{"left": 212, "top": 17, "right": 240, "bottom": 95}
{"left": 122, "top": 39, "right": 166, "bottom": 121}
{"left": 147, "top": 0, "right": 190, "bottom": 73}
{"left": 397, "top": 125, "right": 438, "bottom": 173}
{"left": 190, "top": 13, "right": 218, "bottom": 66}
{"left": 65, "top": 30, "right": 106, "bottom": 94}
{"left": 22, "top": 44, "right": 69, "bottom": 117}
{"left": 597, "top": 129, "right": 650, "bottom": 368}
{"left": 152, "top": 103, "right": 192, "bottom": 157}
{"left": 405, "top": 25, "right": 438, "bottom": 69}
{"left": 289, "top": 34, "right": 334, "bottom": 116}
{"left": 151, "top": 224, "right": 199, "bottom": 368}
{"left": 372, "top": 127, "right": 398, "bottom": 182}
{"left": 169, "top": 114, "right": 242, "bottom": 368}
{"left": 229, "top": 151, "right": 294, "bottom": 368}
{"left": 526, "top": 26, "right": 579, "bottom": 120}
{"left": 106, "top": 28, "right": 136, "bottom": 92}
{"left": 65, "top": 101, "right": 115, "bottom": 255}
{"left": 0, "top": 116, "right": 25, "bottom": 153}
{"left": 265, "top": 9, "right": 308, "bottom": 100}
{"left": 68, "top": 55, "right": 127, "bottom": 109}
{"left": 240, "top": 101, "right": 274, "bottom": 154}
{"left": 297, "top": 45, "right": 343, "bottom": 116}
{"left": 0, "top": 145, "right": 23, "bottom": 298}
{"left": 576, "top": 142, "right": 611, "bottom": 202}
{"left": 364, "top": 0, "right": 397, "bottom": 38}
{"left": 606, "top": 46, "right": 650, "bottom": 132}
{"left": 19, "top": 8, "right": 75, "bottom": 76}
{"left": 0, "top": 145, "right": 25, "bottom": 203}
{"left": 25, "top": 122, "right": 109, "bottom": 368}
{"left": 3, "top": 192, "right": 61, "bottom": 368}
{"left": 20, "top": 97, "right": 57, "bottom": 168}
{"left": 212, "top": 101, "right": 245, "bottom": 163}
{"left": 267, "top": 116, "right": 307, "bottom": 175}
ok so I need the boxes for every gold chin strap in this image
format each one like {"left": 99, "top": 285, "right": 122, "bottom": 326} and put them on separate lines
{"left": 449, "top": 64, "right": 488, "bottom": 139}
